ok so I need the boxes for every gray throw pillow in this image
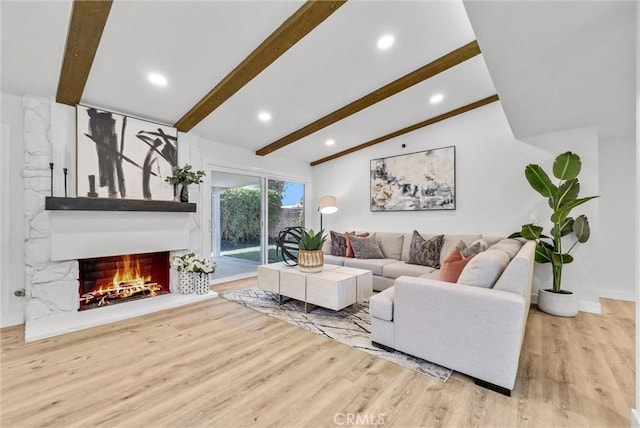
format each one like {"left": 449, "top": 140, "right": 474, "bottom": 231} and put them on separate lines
{"left": 330, "top": 230, "right": 347, "bottom": 256}
{"left": 456, "top": 239, "right": 488, "bottom": 258}
{"left": 407, "top": 231, "right": 444, "bottom": 268}
{"left": 350, "top": 234, "right": 385, "bottom": 259}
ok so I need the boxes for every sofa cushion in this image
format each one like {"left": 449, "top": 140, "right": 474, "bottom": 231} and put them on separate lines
{"left": 370, "top": 287, "right": 394, "bottom": 321}
{"left": 493, "top": 242, "right": 534, "bottom": 296}
{"left": 343, "top": 258, "right": 397, "bottom": 276}
{"left": 407, "top": 231, "right": 443, "bottom": 268}
{"left": 439, "top": 234, "right": 482, "bottom": 266}
{"left": 489, "top": 238, "right": 523, "bottom": 259}
{"left": 323, "top": 254, "right": 347, "bottom": 266}
{"left": 439, "top": 248, "right": 476, "bottom": 283}
{"left": 419, "top": 270, "right": 441, "bottom": 280}
{"left": 383, "top": 261, "right": 436, "bottom": 279}
{"left": 330, "top": 231, "right": 347, "bottom": 256}
{"left": 457, "top": 249, "right": 510, "bottom": 288}
{"left": 375, "top": 232, "right": 404, "bottom": 260}
{"left": 345, "top": 232, "right": 370, "bottom": 258}
{"left": 351, "top": 234, "right": 385, "bottom": 259}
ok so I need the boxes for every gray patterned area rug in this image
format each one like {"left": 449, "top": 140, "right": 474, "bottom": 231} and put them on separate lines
{"left": 220, "top": 286, "right": 452, "bottom": 382}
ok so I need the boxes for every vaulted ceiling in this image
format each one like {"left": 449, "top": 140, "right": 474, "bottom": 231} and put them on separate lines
{"left": 1, "top": 1, "right": 636, "bottom": 166}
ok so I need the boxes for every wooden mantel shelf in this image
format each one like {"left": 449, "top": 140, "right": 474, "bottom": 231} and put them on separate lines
{"left": 45, "top": 197, "right": 196, "bottom": 213}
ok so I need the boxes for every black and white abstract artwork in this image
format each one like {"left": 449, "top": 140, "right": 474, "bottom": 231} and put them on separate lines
{"left": 76, "top": 106, "right": 177, "bottom": 201}
{"left": 370, "top": 146, "right": 455, "bottom": 211}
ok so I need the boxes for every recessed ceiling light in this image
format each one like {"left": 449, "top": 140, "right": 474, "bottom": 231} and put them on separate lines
{"left": 430, "top": 93, "right": 444, "bottom": 104}
{"left": 258, "top": 111, "right": 272, "bottom": 123}
{"left": 325, "top": 139, "right": 335, "bottom": 146}
{"left": 148, "top": 73, "right": 167, "bottom": 87}
{"left": 377, "top": 34, "right": 395, "bottom": 51}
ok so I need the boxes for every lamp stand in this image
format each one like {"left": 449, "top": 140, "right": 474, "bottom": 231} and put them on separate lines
{"left": 320, "top": 213, "right": 323, "bottom": 231}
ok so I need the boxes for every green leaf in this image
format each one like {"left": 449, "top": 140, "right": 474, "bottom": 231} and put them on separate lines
{"left": 572, "top": 215, "right": 591, "bottom": 243}
{"left": 551, "top": 217, "right": 574, "bottom": 237}
{"left": 525, "top": 164, "right": 558, "bottom": 197}
{"left": 551, "top": 252, "right": 574, "bottom": 266}
{"left": 508, "top": 231, "right": 523, "bottom": 239}
{"left": 521, "top": 224, "right": 543, "bottom": 240}
{"left": 554, "top": 178, "right": 580, "bottom": 209}
{"left": 550, "top": 196, "right": 599, "bottom": 223}
{"left": 535, "top": 243, "right": 553, "bottom": 263}
{"left": 553, "top": 152, "right": 581, "bottom": 180}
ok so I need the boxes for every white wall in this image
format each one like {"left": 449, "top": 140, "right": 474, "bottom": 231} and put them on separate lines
{"left": 311, "top": 101, "right": 632, "bottom": 313}
{"left": 598, "top": 136, "right": 636, "bottom": 301}
{"left": 1, "top": 93, "right": 26, "bottom": 327}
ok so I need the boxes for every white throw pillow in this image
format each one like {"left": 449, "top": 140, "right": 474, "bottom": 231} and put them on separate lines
{"left": 457, "top": 250, "right": 510, "bottom": 288}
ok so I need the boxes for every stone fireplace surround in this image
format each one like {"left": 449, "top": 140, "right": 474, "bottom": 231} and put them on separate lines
{"left": 23, "top": 95, "right": 216, "bottom": 342}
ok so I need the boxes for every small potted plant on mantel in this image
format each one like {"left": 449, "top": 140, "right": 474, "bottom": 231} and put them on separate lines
{"left": 165, "top": 164, "right": 205, "bottom": 202}
{"left": 510, "top": 151, "right": 598, "bottom": 317}
{"left": 297, "top": 229, "right": 327, "bottom": 273}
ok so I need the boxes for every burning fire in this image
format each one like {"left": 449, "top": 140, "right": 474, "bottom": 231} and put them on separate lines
{"left": 112, "top": 255, "right": 151, "bottom": 288}
{"left": 81, "top": 255, "right": 163, "bottom": 308}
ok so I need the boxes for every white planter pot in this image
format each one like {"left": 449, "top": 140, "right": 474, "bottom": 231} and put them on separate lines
{"left": 537, "top": 288, "right": 579, "bottom": 317}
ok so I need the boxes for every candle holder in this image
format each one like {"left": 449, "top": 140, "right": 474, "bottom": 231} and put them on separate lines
{"left": 63, "top": 168, "right": 68, "bottom": 198}
{"left": 49, "top": 162, "right": 54, "bottom": 197}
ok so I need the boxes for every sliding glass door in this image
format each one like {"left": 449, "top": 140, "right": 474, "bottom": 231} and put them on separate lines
{"left": 267, "top": 179, "right": 305, "bottom": 264}
{"left": 210, "top": 170, "right": 306, "bottom": 282}
{"left": 211, "top": 171, "right": 265, "bottom": 280}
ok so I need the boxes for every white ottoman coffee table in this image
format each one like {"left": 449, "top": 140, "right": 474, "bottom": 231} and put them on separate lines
{"left": 257, "top": 262, "right": 372, "bottom": 312}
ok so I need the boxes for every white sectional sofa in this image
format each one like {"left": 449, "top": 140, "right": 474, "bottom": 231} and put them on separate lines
{"left": 323, "top": 232, "right": 503, "bottom": 291}
{"left": 323, "top": 231, "right": 536, "bottom": 395}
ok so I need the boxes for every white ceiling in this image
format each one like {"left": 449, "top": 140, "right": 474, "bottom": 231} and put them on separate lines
{"left": 1, "top": 1, "right": 636, "bottom": 165}
{"left": 464, "top": 0, "right": 636, "bottom": 140}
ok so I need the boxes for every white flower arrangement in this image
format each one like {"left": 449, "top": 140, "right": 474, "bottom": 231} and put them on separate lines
{"left": 173, "top": 252, "right": 216, "bottom": 274}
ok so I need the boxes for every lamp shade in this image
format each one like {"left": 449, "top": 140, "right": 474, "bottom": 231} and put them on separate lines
{"left": 318, "top": 196, "right": 338, "bottom": 214}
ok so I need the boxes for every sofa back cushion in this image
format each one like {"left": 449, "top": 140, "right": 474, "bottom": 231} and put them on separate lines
{"left": 488, "top": 238, "right": 523, "bottom": 259}
{"left": 375, "top": 232, "right": 404, "bottom": 260}
{"left": 457, "top": 249, "right": 510, "bottom": 288}
{"left": 493, "top": 241, "right": 536, "bottom": 297}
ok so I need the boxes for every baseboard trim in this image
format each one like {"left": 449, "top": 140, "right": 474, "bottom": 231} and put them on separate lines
{"left": 579, "top": 300, "right": 601, "bottom": 314}
{"left": 1, "top": 312, "right": 24, "bottom": 328}
{"left": 599, "top": 289, "right": 636, "bottom": 302}
{"left": 531, "top": 293, "right": 601, "bottom": 314}
{"left": 631, "top": 409, "right": 640, "bottom": 428}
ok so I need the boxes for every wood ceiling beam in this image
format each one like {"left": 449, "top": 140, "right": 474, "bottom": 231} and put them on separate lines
{"left": 56, "top": 0, "right": 112, "bottom": 106}
{"left": 256, "top": 40, "right": 481, "bottom": 156}
{"left": 175, "top": 0, "right": 347, "bottom": 133}
{"left": 310, "top": 94, "right": 499, "bottom": 166}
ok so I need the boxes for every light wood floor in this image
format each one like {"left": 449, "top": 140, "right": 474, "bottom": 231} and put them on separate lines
{"left": 1, "top": 278, "right": 635, "bottom": 427}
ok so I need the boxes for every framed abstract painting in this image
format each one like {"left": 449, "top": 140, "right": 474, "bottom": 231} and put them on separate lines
{"left": 76, "top": 106, "right": 178, "bottom": 201}
{"left": 370, "top": 146, "right": 455, "bottom": 211}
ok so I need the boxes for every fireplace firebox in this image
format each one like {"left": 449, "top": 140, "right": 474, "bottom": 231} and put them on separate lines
{"left": 78, "top": 251, "right": 170, "bottom": 311}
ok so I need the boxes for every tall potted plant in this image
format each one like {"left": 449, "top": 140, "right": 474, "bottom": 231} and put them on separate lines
{"left": 297, "top": 229, "right": 326, "bottom": 273}
{"left": 510, "top": 152, "right": 598, "bottom": 317}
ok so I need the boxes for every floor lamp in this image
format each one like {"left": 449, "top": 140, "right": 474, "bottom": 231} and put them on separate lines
{"left": 318, "top": 196, "right": 338, "bottom": 231}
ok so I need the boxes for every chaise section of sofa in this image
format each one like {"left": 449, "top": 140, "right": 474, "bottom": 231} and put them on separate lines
{"left": 370, "top": 240, "right": 536, "bottom": 394}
